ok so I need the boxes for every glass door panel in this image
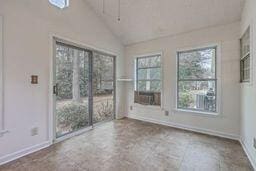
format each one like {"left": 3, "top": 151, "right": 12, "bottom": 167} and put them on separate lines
{"left": 93, "top": 52, "right": 115, "bottom": 124}
{"left": 55, "top": 43, "right": 90, "bottom": 137}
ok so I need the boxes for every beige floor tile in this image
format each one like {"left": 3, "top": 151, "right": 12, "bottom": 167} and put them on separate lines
{"left": 0, "top": 118, "right": 253, "bottom": 171}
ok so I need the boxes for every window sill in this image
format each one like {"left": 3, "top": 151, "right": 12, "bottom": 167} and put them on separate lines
{"left": 240, "top": 81, "right": 253, "bottom": 87}
{"left": 133, "top": 103, "right": 162, "bottom": 110}
{"left": 173, "top": 108, "right": 220, "bottom": 117}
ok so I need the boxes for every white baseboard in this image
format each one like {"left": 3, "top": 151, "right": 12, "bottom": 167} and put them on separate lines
{"left": 127, "top": 114, "right": 240, "bottom": 141}
{"left": 0, "top": 141, "right": 52, "bottom": 166}
{"left": 240, "top": 139, "right": 256, "bottom": 171}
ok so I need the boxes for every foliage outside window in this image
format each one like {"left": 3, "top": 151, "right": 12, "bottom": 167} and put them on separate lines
{"left": 55, "top": 42, "right": 115, "bottom": 137}
{"left": 177, "top": 47, "right": 217, "bottom": 113}
{"left": 49, "top": 0, "right": 69, "bottom": 9}
{"left": 240, "top": 27, "right": 250, "bottom": 82}
{"left": 134, "top": 55, "right": 161, "bottom": 106}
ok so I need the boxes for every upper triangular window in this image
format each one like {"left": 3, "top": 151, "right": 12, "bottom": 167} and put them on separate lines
{"left": 49, "top": 0, "right": 69, "bottom": 9}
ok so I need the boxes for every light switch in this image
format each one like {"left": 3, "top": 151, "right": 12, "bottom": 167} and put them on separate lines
{"left": 31, "top": 75, "right": 38, "bottom": 84}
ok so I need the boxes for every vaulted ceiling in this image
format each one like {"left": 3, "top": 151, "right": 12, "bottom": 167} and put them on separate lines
{"left": 85, "top": 0, "right": 245, "bottom": 45}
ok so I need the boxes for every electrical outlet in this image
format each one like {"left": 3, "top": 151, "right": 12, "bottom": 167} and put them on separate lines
{"left": 130, "top": 106, "right": 133, "bottom": 110}
{"left": 164, "top": 110, "right": 169, "bottom": 116}
{"left": 253, "top": 138, "right": 256, "bottom": 149}
{"left": 31, "top": 127, "right": 38, "bottom": 136}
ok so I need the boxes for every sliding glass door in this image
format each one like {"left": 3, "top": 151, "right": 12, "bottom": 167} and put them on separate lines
{"left": 54, "top": 42, "right": 91, "bottom": 137}
{"left": 53, "top": 39, "right": 115, "bottom": 139}
{"left": 93, "top": 52, "right": 115, "bottom": 124}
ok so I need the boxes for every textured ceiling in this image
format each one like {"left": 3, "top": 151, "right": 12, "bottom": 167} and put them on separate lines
{"left": 85, "top": 0, "right": 245, "bottom": 45}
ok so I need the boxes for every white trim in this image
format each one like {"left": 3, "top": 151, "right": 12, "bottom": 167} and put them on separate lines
{"left": 127, "top": 114, "right": 239, "bottom": 140}
{"left": 175, "top": 43, "right": 222, "bottom": 116}
{"left": 52, "top": 35, "right": 118, "bottom": 57}
{"left": 132, "top": 103, "right": 162, "bottom": 110}
{"left": 117, "top": 78, "right": 133, "bottom": 82}
{"left": 240, "top": 139, "right": 256, "bottom": 170}
{"left": 54, "top": 126, "right": 93, "bottom": 143}
{"left": 133, "top": 51, "right": 163, "bottom": 59}
{"left": 173, "top": 108, "right": 220, "bottom": 117}
{"left": 49, "top": 35, "right": 56, "bottom": 143}
{"left": 0, "top": 141, "right": 51, "bottom": 166}
{"left": 0, "top": 15, "right": 6, "bottom": 136}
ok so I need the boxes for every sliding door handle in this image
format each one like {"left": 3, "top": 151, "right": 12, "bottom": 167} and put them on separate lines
{"left": 53, "top": 84, "right": 59, "bottom": 96}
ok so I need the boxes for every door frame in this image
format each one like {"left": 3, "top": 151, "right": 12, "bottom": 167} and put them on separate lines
{"left": 50, "top": 36, "right": 117, "bottom": 143}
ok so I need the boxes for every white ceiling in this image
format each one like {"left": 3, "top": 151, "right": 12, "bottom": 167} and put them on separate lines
{"left": 85, "top": 0, "right": 245, "bottom": 45}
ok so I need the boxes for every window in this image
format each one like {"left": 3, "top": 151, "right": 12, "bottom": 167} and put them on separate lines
{"left": 49, "top": 0, "right": 69, "bottom": 9}
{"left": 240, "top": 27, "right": 250, "bottom": 82}
{"left": 177, "top": 47, "right": 217, "bottom": 113}
{"left": 134, "top": 54, "right": 161, "bottom": 106}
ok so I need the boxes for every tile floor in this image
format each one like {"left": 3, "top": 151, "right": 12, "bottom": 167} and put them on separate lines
{"left": 0, "top": 118, "right": 253, "bottom": 171}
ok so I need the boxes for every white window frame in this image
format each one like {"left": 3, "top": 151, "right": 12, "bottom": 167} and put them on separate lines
{"left": 49, "top": 0, "right": 69, "bottom": 9}
{"left": 133, "top": 52, "right": 163, "bottom": 107}
{"left": 240, "top": 25, "right": 253, "bottom": 85}
{"left": 175, "top": 44, "right": 222, "bottom": 116}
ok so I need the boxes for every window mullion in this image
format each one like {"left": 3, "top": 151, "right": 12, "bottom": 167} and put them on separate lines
{"left": 178, "top": 78, "right": 217, "bottom": 82}
{"left": 137, "top": 79, "right": 161, "bottom": 81}
{"left": 138, "top": 66, "right": 161, "bottom": 69}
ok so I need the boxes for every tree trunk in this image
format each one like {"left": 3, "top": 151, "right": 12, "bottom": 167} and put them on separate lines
{"left": 72, "top": 49, "right": 81, "bottom": 102}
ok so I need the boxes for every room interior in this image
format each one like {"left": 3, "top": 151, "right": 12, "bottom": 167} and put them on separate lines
{"left": 0, "top": 0, "right": 255, "bottom": 170}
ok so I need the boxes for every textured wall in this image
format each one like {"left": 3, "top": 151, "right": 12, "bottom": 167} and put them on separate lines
{"left": 0, "top": 0, "right": 124, "bottom": 162}
{"left": 125, "top": 22, "right": 241, "bottom": 138}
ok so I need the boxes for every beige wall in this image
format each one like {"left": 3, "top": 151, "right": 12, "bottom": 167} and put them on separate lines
{"left": 125, "top": 22, "right": 241, "bottom": 139}
{"left": 0, "top": 0, "right": 124, "bottom": 163}
{"left": 240, "top": 0, "right": 256, "bottom": 168}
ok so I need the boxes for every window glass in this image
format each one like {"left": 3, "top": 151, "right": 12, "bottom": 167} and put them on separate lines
{"left": 241, "top": 55, "right": 250, "bottom": 82}
{"left": 49, "top": 0, "right": 68, "bottom": 9}
{"left": 137, "top": 68, "right": 161, "bottom": 80}
{"left": 178, "top": 81, "right": 216, "bottom": 112}
{"left": 177, "top": 47, "right": 217, "bottom": 113}
{"left": 240, "top": 27, "right": 250, "bottom": 83}
{"left": 138, "top": 56, "right": 161, "bottom": 68}
{"left": 178, "top": 48, "right": 215, "bottom": 79}
{"left": 135, "top": 55, "right": 161, "bottom": 106}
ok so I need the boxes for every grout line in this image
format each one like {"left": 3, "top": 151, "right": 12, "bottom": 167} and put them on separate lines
{"left": 178, "top": 138, "right": 191, "bottom": 169}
